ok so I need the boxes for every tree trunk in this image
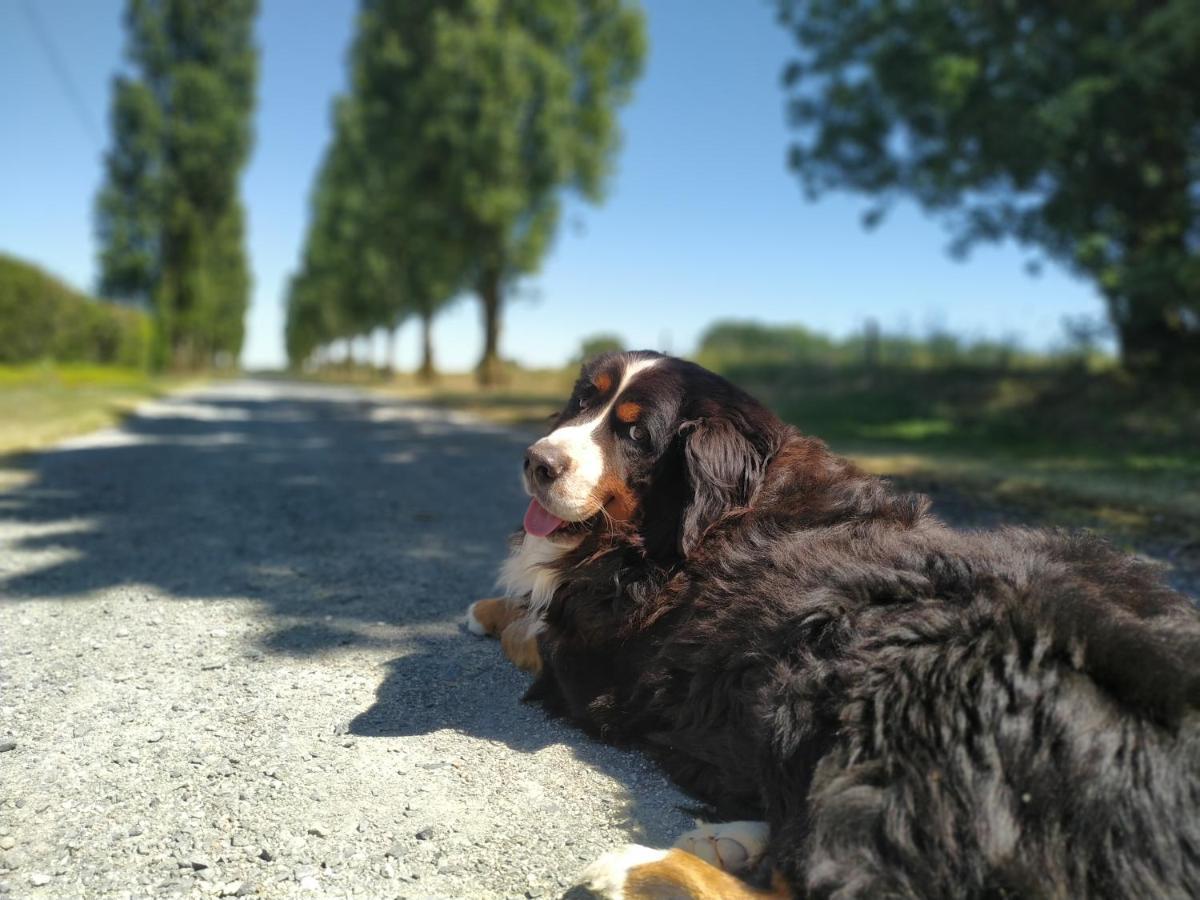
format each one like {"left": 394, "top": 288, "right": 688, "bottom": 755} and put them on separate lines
{"left": 172, "top": 336, "right": 198, "bottom": 372}
{"left": 384, "top": 325, "right": 397, "bottom": 377}
{"left": 862, "top": 317, "right": 881, "bottom": 373}
{"left": 1111, "top": 295, "right": 1199, "bottom": 377}
{"left": 418, "top": 311, "right": 436, "bottom": 383}
{"left": 476, "top": 268, "right": 505, "bottom": 386}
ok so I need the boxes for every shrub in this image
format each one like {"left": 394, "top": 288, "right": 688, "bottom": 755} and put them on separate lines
{"left": 696, "top": 320, "right": 840, "bottom": 368}
{"left": 0, "top": 253, "right": 150, "bottom": 367}
{"left": 697, "top": 319, "right": 1063, "bottom": 373}
{"left": 577, "top": 333, "right": 626, "bottom": 364}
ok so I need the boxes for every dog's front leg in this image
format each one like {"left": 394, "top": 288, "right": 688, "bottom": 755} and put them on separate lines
{"left": 466, "top": 597, "right": 543, "bottom": 674}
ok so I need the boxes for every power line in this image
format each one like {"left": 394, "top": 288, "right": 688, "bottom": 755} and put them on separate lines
{"left": 20, "top": 0, "right": 103, "bottom": 148}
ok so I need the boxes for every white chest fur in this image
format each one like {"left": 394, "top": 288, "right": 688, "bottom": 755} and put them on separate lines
{"left": 498, "top": 533, "right": 579, "bottom": 615}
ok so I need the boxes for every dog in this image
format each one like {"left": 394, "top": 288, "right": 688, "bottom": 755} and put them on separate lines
{"left": 467, "top": 351, "right": 1200, "bottom": 898}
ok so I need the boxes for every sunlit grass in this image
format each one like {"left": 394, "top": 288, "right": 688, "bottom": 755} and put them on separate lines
{"left": 0, "top": 364, "right": 196, "bottom": 455}
{"left": 857, "top": 418, "right": 956, "bottom": 441}
{"left": 357, "top": 367, "right": 574, "bottom": 427}
{"left": 0, "top": 363, "right": 158, "bottom": 389}
{"left": 846, "top": 446, "right": 1199, "bottom": 537}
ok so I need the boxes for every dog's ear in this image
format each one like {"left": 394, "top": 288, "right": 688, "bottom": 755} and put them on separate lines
{"left": 679, "top": 416, "right": 769, "bottom": 556}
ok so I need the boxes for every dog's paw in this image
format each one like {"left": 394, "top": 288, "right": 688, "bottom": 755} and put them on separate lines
{"left": 466, "top": 596, "right": 531, "bottom": 639}
{"left": 673, "top": 820, "right": 769, "bottom": 874}
{"left": 575, "top": 845, "right": 668, "bottom": 899}
{"left": 465, "top": 599, "right": 491, "bottom": 636}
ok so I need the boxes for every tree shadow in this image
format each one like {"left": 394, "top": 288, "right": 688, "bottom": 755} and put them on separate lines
{"left": 0, "top": 381, "right": 530, "bottom": 637}
{"left": 0, "top": 380, "right": 693, "bottom": 845}
{"left": 348, "top": 630, "right": 694, "bottom": 847}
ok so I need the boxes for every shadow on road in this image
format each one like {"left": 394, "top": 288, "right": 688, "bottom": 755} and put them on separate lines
{"left": 348, "top": 630, "right": 691, "bottom": 847}
{"left": 0, "top": 382, "right": 529, "bottom": 634}
{"left": 0, "top": 380, "right": 692, "bottom": 845}
{"left": 350, "top": 631, "right": 553, "bottom": 752}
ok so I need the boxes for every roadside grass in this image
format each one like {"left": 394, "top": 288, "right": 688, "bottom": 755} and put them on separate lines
{"left": 724, "top": 363, "right": 1200, "bottom": 544}
{"left": 359, "top": 361, "right": 1200, "bottom": 544}
{"left": 366, "top": 367, "right": 575, "bottom": 427}
{"left": 0, "top": 364, "right": 196, "bottom": 457}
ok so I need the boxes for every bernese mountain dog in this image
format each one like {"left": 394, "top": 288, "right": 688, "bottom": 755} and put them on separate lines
{"left": 466, "top": 351, "right": 1200, "bottom": 899}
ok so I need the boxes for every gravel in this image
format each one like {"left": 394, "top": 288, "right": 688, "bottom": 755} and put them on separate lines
{"left": 1, "top": 378, "right": 1193, "bottom": 899}
{"left": 0, "top": 381, "right": 692, "bottom": 898}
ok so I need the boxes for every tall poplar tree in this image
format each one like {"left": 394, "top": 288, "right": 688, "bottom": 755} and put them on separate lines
{"left": 96, "top": 0, "right": 259, "bottom": 370}
{"left": 285, "top": 92, "right": 464, "bottom": 379}
{"left": 95, "top": 76, "right": 161, "bottom": 309}
{"left": 286, "top": 0, "right": 644, "bottom": 381}
{"left": 354, "top": 0, "right": 646, "bottom": 384}
{"left": 287, "top": 12, "right": 468, "bottom": 380}
{"left": 286, "top": 97, "right": 407, "bottom": 371}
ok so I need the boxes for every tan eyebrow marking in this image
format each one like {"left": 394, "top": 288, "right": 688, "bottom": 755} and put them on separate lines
{"left": 593, "top": 372, "right": 613, "bottom": 393}
{"left": 616, "top": 401, "right": 641, "bottom": 423}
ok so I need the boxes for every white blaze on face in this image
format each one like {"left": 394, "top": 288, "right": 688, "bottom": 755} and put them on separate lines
{"left": 529, "top": 357, "right": 659, "bottom": 520}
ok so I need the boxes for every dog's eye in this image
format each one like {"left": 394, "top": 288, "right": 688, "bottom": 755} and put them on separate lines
{"left": 571, "top": 379, "right": 595, "bottom": 411}
{"left": 628, "top": 425, "right": 645, "bottom": 442}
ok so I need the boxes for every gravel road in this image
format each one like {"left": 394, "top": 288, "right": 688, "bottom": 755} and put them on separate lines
{"left": 0, "top": 381, "right": 692, "bottom": 899}
{"left": 1, "top": 379, "right": 1195, "bottom": 900}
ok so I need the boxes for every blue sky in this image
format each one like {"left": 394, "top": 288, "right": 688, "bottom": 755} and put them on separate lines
{"left": 1, "top": 0, "right": 1106, "bottom": 370}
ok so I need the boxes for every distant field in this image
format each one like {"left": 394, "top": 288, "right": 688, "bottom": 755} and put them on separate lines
{"left": 0, "top": 365, "right": 194, "bottom": 456}
{"left": 368, "top": 362, "right": 1200, "bottom": 544}
{"left": 374, "top": 368, "right": 574, "bottom": 426}
{"left": 719, "top": 363, "right": 1200, "bottom": 538}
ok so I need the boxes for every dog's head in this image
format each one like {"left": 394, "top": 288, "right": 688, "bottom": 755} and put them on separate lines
{"left": 521, "top": 352, "right": 784, "bottom": 559}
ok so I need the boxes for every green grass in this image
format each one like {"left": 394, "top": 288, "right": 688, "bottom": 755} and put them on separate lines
{"left": 0, "top": 364, "right": 196, "bottom": 456}
{"left": 343, "top": 367, "right": 575, "bottom": 427}
{"left": 724, "top": 363, "right": 1200, "bottom": 541}
{"left": 360, "top": 361, "right": 1200, "bottom": 543}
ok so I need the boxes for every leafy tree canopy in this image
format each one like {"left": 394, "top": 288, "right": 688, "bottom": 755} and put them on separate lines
{"left": 353, "top": 0, "right": 646, "bottom": 383}
{"left": 578, "top": 332, "right": 626, "bottom": 363}
{"left": 778, "top": 0, "right": 1200, "bottom": 374}
{"left": 96, "top": 0, "right": 258, "bottom": 370}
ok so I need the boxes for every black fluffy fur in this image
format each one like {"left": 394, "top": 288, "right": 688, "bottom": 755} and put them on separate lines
{"left": 525, "top": 353, "right": 1200, "bottom": 898}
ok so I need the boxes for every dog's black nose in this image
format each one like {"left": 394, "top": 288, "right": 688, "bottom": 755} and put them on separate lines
{"left": 525, "top": 444, "right": 568, "bottom": 485}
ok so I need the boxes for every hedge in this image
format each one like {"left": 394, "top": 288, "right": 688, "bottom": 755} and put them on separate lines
{"left": 0, "top": 253, "right": 151, "bottom": 367}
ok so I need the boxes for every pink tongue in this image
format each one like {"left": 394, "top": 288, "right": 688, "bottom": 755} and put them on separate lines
{"left": 524, "top": 498, "right": 565, "bottom": 537}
